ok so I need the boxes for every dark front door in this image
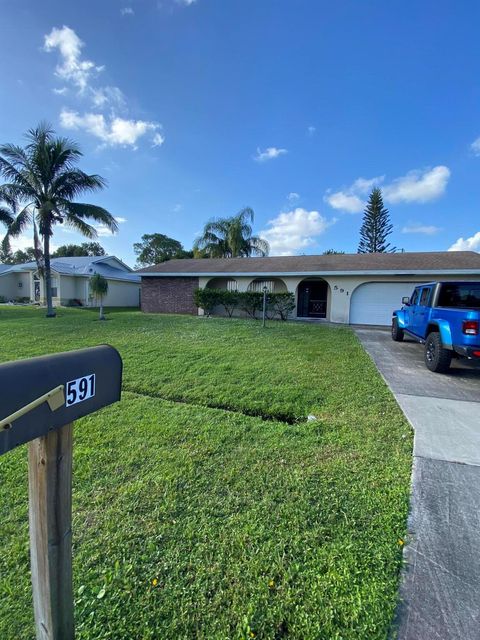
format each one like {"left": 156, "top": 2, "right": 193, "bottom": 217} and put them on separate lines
{"left": 297, "top": 281, "right": 328, "bottom": 318}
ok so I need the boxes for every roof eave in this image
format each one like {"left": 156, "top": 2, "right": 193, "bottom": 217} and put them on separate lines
{"left": 139, "top": 269, "right": 480, "bottom": 277}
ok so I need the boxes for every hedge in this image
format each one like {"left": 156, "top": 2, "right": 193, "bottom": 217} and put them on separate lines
{"left": 193, "top": 288, "right": 295, "bottom": 321}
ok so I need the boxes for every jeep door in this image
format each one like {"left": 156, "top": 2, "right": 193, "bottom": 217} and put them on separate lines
{"left": 411, "top": 286, "right": 433, "bottom": 337}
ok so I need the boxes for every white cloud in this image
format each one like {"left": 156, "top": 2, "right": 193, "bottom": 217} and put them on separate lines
{"left": 448, "top": 231, "right": 480, "bottom": 252}
{"left": 91, "top": 86, "right": 126, "bottom": 109}
{"left": 307, "top": 126, "right": 316, "bottom": 136}
{"left": 60, "top": 109, "right": 161, "bottom": 147}
{"left": 115, "top": 217, "right": 127, "bottom": 223}
{"left": 46, "top": 26, "right": 164, "bottom": 151}
{"left": 260, "top": 208, "right": 333, "bottom": 256}
{"left": 471, "top": 137, "right": 480, "bottom": 156}
{"left": 383, "top": 166, "right": 450, "bottom": 203}
{"left": 53, "top": 87, "right": 68, "bottom": 95}
{"left": 172, "top": 204, "right": 182, "bottom": 212}
{"left": 287, "top": 192, "right": 300, "bottom": 202}
{"left": 94, "top": 225, "right": 116, "bottom": 237}
{"left": 152, "top": 132, "right": 165, "bottom": 147}
{"left": 121, "top": 7, "right": 134, "bottom": 15}
{"left": 254, "top": 146, "right": 287, "bottom": 162}
{"left": 401, "top": 223, "right": 442, "bottom": 235}
{"left": 325, "top": 166, "right": 450, "bottom": 213}
{"left": 44, "top": 26, "right": 102, "bottom": 92}
{"left": 324, "top": 191, "right": 364, "bottom": 214}
{"left": 351, "top": 176, "right": 384, "bottom": 193}
{"left": 176, "top": 0, "right": 196, "bottom": 5}
{"left": 324, "top": 175, "right": 384, "bottom": 213}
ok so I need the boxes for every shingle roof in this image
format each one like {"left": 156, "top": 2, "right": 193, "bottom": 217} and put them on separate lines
{"left": 136, "top": 251, "right": 480, "bottom": 276}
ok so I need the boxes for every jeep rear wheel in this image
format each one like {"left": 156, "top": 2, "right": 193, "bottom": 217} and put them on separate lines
{"left": 391, "top": 317, "right": 404, "bottom": 342}
{"left": 424, "top": 332, "right": 452, "bottom": 373}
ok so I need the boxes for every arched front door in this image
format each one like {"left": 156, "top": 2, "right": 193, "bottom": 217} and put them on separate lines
{"left": 297, "top": 280, "right": 328, "bottom": 318}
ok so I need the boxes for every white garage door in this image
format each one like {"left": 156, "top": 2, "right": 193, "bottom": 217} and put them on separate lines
{"left": 349, "top": 282, "right": 416, "bottom": 326}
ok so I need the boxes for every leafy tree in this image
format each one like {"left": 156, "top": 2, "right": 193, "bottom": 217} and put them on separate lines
{"left": 134, "top": 233, "right": 192, "bottom": 267}
{"left": 323, "top": 249, "right": 345, "bottom": 255}
{"left": 53, "top": 242, "right": 106, "bottom": 257}
{"left": 0, "top": 245, "right": 13, "bottom": 263}
{"left": 193, "top": 208, "right": 269, "bottom": 258}
{"left": 357, "top": 188, "right": 395, "bottom": 254}
{"left": 0, "top": 123, "right": 117, "bottom": 317}
{"left": 90, "top": 273, "right": 109, "bottom": 320}
{"left": 12, "top": 247, "right": 36, "bottom": 263}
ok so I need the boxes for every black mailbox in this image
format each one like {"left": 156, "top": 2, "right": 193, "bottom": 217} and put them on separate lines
{"left": 0, "top": 345, "right": 122, "bottom": 455}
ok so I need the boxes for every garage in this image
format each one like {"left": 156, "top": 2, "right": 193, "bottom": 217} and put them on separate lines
{"left": 349, "top": 282, "right": 415, "bottom": 326}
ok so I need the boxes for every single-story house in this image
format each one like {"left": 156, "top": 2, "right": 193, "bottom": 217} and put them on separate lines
{"left": 138, "top": 251, "right": 480, "bottom": 325}
{"left": 0, "top": 255, "right": 140, "bottom": 307}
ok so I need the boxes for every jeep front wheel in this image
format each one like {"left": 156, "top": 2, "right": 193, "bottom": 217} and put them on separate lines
{"left": 424, "top": 332, "right": 452, "bottom": 373}
{"left": 391, "top": 317, "right": 404, "bottom": 342}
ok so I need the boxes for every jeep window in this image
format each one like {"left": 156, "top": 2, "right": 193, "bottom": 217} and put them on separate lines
{"left": 419, "top": 287, "right": 432, "bottom": 306}
{"left": 437, "top": 284, "right": 480, "bottom": 309}
{"left": 410, "top": 289, "right": 420, "bottom": 306}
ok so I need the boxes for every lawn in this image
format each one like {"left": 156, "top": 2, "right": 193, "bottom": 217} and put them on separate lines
{"left": 0, "top": 307, "right": 412, "bottom": 640}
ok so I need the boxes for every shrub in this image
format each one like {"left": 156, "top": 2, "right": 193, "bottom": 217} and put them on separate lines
{"left": 0, "top": 295, "right": 6, "bottom": 303}
{"left": 194, "top": 288, "right": 222, "bottom": 316}
{"left": 15, "top": 296, "right": 31, "bottom": 304}
{"left": 220, "top": 290, "right": 240, "bottom": 317}
{"left": 193, "top": 288, "right": 296, "bottom": 321}
{"left": 238, "top": 291, "right": 263, "bottom": 319}
{"left": 270, "top": 292, "right": 295, "bottom": 321}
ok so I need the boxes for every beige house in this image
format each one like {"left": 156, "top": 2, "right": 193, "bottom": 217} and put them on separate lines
{"left": 0, "top": 256, "right": 140, "bottom": 307}
{"left": 138, "top": 251, "right": 480, "bottom": 325}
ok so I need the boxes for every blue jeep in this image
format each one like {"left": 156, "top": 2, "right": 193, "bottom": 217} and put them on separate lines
{"left": 392, "top": 281, "right": 480, "bottom": 373}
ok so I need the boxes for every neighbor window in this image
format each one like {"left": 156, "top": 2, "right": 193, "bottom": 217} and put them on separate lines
{"left": 50, "top": 277, "right": 58, "bottom": 298}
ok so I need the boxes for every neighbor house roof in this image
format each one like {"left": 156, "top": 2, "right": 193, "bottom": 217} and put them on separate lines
{"left": 137, "top": 251, "right": 480, "bottom": 277}
{"left": 0, "top": 256, "right": 140, "bottom": 283}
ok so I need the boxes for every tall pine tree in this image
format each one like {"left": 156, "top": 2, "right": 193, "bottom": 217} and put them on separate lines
{"left": 357, "top": 188, "right": 395, "bottom": 253}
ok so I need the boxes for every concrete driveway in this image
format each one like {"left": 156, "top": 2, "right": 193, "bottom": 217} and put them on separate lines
{"left": 355, "top": 328, "right": 480, "bottom": 640}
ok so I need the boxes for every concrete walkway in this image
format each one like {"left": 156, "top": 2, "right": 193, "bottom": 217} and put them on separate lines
{"left": 354, "top": 328, "right": 480, "bottom": 640}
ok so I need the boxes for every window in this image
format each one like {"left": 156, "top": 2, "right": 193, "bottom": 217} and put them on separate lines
{"left": 419, "top": 287, "right": 431, "bottom": 306}
{"left": 249, "top": 280, "right": 275, "bottom": 293}
{"left": 410, "top": 289, "right": 420, "bottom": 306}
{"left": 226, "top": 279, "right": 238, "bottom": 292}
{"left": 50, "top": 277, "right": 58, "bottom": 298}
{"left": 438, "top": 284, "right": 480, "bottom": 309}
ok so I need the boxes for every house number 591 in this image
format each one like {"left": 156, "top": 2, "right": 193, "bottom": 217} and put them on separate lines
{"left": 66, "top": 374, "right": 96, "bottom": 407}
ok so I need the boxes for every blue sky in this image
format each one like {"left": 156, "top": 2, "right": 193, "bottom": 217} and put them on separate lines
{"left": 1, "top": 0, "right": 480, "bottom": 266}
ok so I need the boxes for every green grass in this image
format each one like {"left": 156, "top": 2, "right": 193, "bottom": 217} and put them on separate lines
{"left": 0, "top": 307, "right": 412, "bottom": 639}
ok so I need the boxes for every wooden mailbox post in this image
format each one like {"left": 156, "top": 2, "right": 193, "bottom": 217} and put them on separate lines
{"left": 0, "top": 345, "right": 122, "bottom": 640}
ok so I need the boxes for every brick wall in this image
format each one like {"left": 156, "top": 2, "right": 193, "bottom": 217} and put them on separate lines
{"left": 141, "top": 277, "right": 199, "bottom": 314}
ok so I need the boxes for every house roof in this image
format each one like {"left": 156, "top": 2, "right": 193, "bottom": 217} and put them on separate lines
{"left": 136, "top": 251, "right": 480, "bottom": 277}
{"left": 0, "top": 256, "right": 140, "bottom": 283}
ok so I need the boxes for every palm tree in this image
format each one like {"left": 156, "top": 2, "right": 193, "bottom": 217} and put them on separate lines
{"left": 90, "top": 273, "right": 109, "bottom": 321}
{"left": 0, "top": 199, "right": 14, "bottom": 229}
{"left": 0, "top": 123, "right": 117, "bottom": 317}
{"left": 193, "top": 207, "right": 269, "bottom": 258}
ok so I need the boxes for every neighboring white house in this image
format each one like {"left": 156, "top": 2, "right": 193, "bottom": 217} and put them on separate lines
{"left": 138, "top": 251, "right": 480, "bottom": 325}
{"left": 0, "top": 255, "right": 140, "bottom": 307}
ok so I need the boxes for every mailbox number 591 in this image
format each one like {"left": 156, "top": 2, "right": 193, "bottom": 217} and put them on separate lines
{"left": 66, "top": 374, "right": 96, "bottom": 407}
